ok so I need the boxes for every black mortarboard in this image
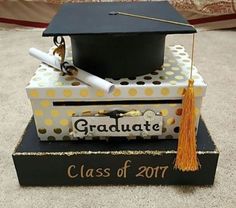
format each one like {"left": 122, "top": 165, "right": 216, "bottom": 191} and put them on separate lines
{"left": 43, "top": 2, "right": 196, "bottom": 79}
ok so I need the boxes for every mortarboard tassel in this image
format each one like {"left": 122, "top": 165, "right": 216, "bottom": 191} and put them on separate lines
{"left": 174, "top": 34, "right": 200, "bottom": 171}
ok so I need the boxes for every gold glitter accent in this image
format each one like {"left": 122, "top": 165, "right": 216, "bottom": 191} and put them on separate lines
{"left": 13, "top": 150, "right": 219, "bottom": 156}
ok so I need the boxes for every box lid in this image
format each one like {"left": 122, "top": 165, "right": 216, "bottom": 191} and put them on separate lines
{"left": 26, "top": 45, "right": 207, "bottom": 101}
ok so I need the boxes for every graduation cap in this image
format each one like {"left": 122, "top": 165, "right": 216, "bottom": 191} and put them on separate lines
{"left": 43, "top": 1, "right": 196, "bottom": 79}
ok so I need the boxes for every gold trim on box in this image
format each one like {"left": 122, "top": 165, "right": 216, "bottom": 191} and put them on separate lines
{"left": 13, "top": 150, "right": 219, "bottom": 157}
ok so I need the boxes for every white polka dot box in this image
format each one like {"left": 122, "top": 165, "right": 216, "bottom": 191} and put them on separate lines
{"left": 26, "top": 45, "right": 207, "bottom": 141}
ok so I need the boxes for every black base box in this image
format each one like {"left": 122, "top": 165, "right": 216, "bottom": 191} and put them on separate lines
{"left": 13, "top": 117, "right": 219, "bottom": 186}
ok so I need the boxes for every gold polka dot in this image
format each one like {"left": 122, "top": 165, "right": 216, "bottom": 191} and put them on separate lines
{"left": 163, "top": 63, "right": 171, "bottom": 67}
{"left": 144, "top": 88, "right": 153, "bottom": 96}
{"left": 161, "top": 109, "right": 169, "bottom": 116}
{"left": 55, "top": 82, "right": 64, "bottom": 86}
{"left": 181, "top": 71, "right": 188, "bottom": 75}
{"left": 128, "top": 88, "right": 137, "bottom": 96}
{"left": 162, "top": 127, "right": 167, "bottom": 133}
{"left": 60, "top": 119, "right": 69, "bottom": 126}
{"left": 176, "top": 108, "right": 182, "bottom": 116}
{"left": 63, "top": 89, "right": 72, "bottom": 97}
{"left": 38, "top": 128, "right": 46, "bottom": 134}
{"left": 29, "top": 90, "right": 39, "bottom": 98}
{"left": 67, "top": 109, "right": 75, "bottom": 116}
{"left": 177, "top": 87, "right": 186, "bottom": 96}
{"left": 47, "top": 89, "right": 56, "bottom": 97}
{"left": 165, "top": 71, "right": 174, "bottom": 76}
{"left": 40, "top": 100, "right": 50, "bottom": 108}
{"left": 113, "top": 88, "right": 121, "bottom": 97}
{"left": 159, "top": 76, "right": 166, "bottom": 80}
{"left": 96, "top": 90, "right": 105, "bottom": 97}
{"left": 71, "top": 81, "right": 80, "bottom": 86}
{"left": 194, "top": 87, "right": 203, "bottom": 96}
{"left": 170, "top": 80, "right": 177, "bottom": 85}
{"left": 80, "top": 89, "right": 89, "bottom": 97}
{"left": 161, "top": 88, "right": 170, "bottom": 96}
{"left": 175, "top": 75, "right": 184, "bottom": 80}
{"left": 54, "top": 128, "right": 62, "bottom": 134}
{"left": 44, "top": 119, "right": 53, "bottom": 126}
{"left": 47, "top": 136, "right": 56, "bottom": 141}
{"left": 34, "top": 109, "right": 43, "bottom": 117}
{"left": 171, "top": 67, "right": 180, "bottom": 71}
{"left": 51, "top": 109, "right": 59, "bottom": 117}
{"left": 167, "top": 118, "right": 175, "bottom": 125}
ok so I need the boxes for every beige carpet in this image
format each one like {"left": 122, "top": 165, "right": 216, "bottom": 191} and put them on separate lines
{"left": 0, "top": 29, "right": 235, "bottom": 207}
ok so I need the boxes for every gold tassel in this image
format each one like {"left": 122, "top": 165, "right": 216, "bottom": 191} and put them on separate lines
{"left": 174, "top": 34, "right": 199, "bottom": 171}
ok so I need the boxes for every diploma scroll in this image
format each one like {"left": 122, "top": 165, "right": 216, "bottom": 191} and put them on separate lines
{"left": 29, "top": 48, "right": 114, "bottom": 93}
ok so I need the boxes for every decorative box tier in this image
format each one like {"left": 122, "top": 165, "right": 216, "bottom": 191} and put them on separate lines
{"left": 12, "top": 117, "right": 219, "bottom": 186}
{"left": 26, "top": 45, "right": 206, "bottom": 141}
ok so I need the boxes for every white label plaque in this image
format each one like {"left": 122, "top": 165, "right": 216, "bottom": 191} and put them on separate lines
{"left": 72, "top": 113, "right": 163, "bottom": 138}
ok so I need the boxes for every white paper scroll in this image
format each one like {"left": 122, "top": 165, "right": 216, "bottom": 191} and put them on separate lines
{"left": 29, "top": 48, "right": 114, "bottom": 93}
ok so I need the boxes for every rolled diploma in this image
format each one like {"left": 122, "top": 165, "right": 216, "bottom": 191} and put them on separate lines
{"left": 29, "top": 48, "right": 114, "bottom": 93}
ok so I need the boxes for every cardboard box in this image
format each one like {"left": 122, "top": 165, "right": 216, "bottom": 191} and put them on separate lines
{"left": 26, "top": 45, "right": 207, "bottom": 141}
{"left": 13, "top": 117, "right": 219, "bottom": 186}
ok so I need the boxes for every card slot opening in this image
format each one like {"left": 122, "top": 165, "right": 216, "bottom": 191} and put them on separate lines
{"left": 53, "top": 99, "right": 182, "bottom": 106}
